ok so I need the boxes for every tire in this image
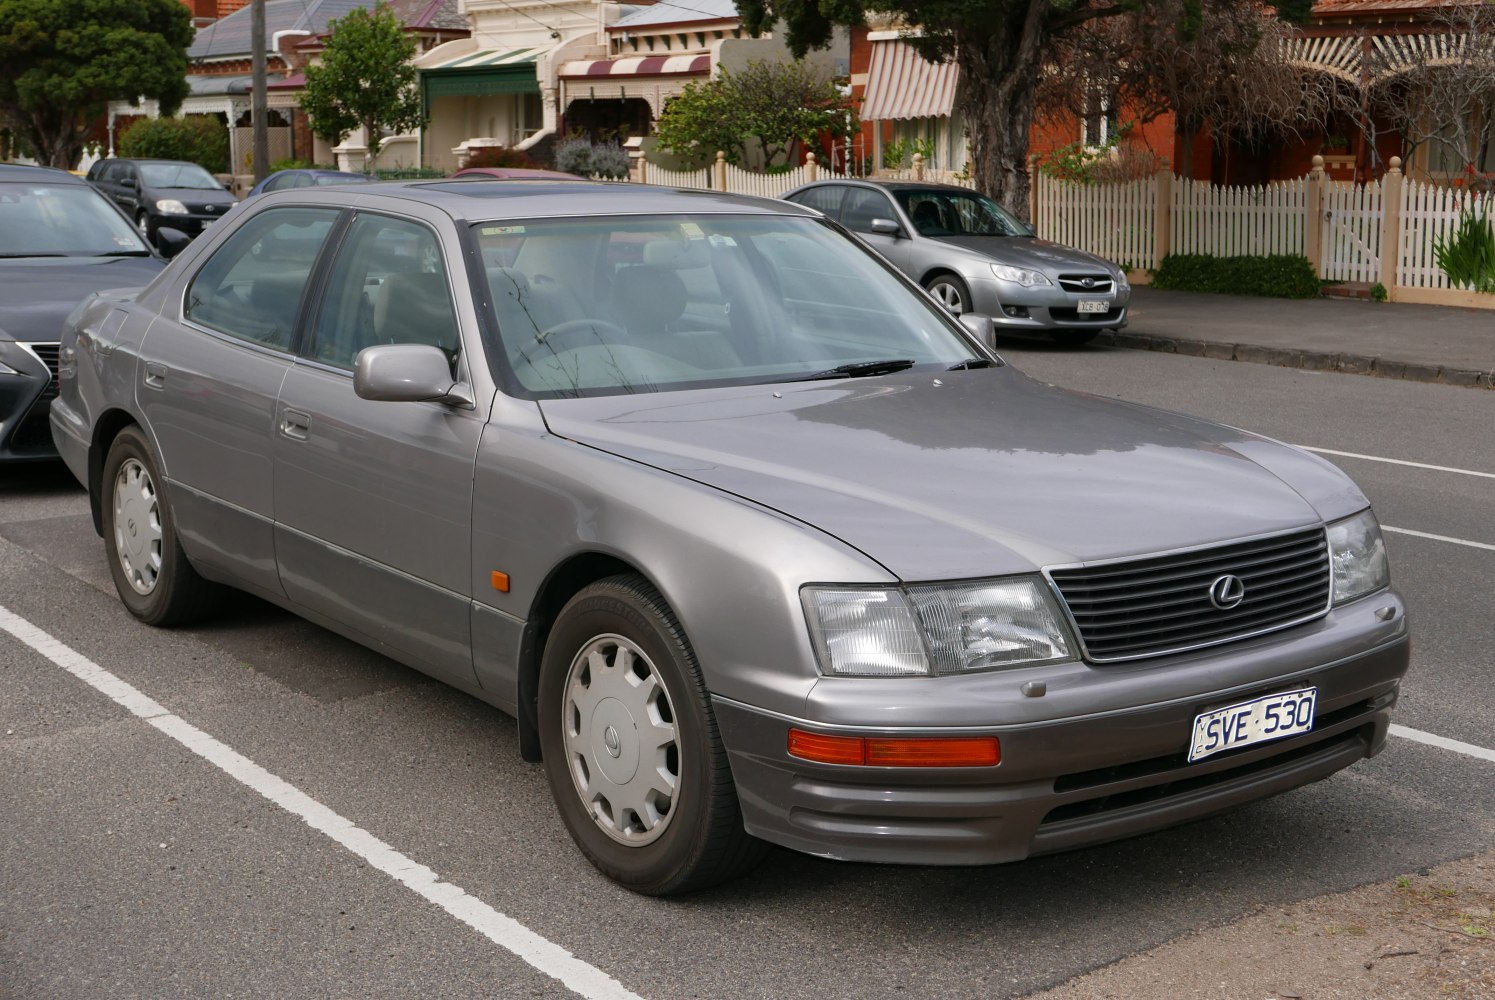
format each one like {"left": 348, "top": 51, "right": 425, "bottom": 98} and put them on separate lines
{"left": 101, "top": 426, "right": 222, "bottom": 626}
{"left": 135, "top": 211, "right": 153, "bottom": 242}
{"left": 538, "top": 574, "right": 767, "bottom": 895}
{"left": 924, "top": 273, "right": 972, "bottom": 316}
{"left": 1049, "top": 329, "right": 1099, "bottom": 347}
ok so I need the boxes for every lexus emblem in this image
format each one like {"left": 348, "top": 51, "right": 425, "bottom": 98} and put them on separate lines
{"left": 1208, "top": 574, "right": 1246, "bottom": 610}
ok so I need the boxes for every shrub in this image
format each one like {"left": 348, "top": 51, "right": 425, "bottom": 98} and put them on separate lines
{"left": 1432, "top": 210, "right": 1495, "bottom": 294}
{"left": 554, "top": 137, "right": 594, "bottom": 176}
{"left": 373, "top": 166, "right": 444, "bottom": 179}
{"left": 588, "top": 142, "right": 630, "bottom": 179}
{"left": 1151, "top": 253, "right": 1320, "bottom": 298}
{"left": 464, "top": 145, "right": 531, "bottom": 169}
{"left": 118, "top": 115, "right": 230, "bottom": 173}
{"left": 554, "top": 139, "right": 630, "bottom": 179}
{"left": 269, "top": 158, "right": 315, "bottom": 173}
{"left": 1370, "top": 281, "right": 1388, "bottom": 302}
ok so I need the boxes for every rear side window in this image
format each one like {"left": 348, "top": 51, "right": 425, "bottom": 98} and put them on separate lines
{"left": 788, "top": 185, "right": 846, "bottom": 219}
{"left": 184, "top": 207, "right": 340, "bottom": 351}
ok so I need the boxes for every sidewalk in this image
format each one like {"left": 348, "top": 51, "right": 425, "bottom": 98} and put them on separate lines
{"left": 1097, "top": 287, "right": 1495, "bottom": 388}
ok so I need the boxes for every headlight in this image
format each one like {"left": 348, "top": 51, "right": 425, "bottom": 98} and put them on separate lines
{"left": 1327, "top": 509, "right": 1390, "bottom": 605}
{"left": 802, "top": 577, "right": 1074, "bottom": 677}
{"left": 1116, "top": 269, "right": 1131, "bottom": 290}
{"left": 991, "top": 263, "right": 1052, "bottom": 287}
{"left": 156, "top": 199, "right": 189, "bottom": 215}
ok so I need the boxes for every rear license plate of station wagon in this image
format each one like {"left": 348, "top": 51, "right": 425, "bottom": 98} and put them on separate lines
{"left": 1188, "top": 687, "right": 1317, "bottom": 762}
{"left": 1077, "top": 299, "right": 1110, "bottom": 314}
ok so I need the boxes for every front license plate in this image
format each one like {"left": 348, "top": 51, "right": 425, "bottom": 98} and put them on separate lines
{"left": 1188, "top": 687, "right": 1317, "bottom": 763}
{"left": 1076, "top": 298, "right": 1110, "bottom": 314}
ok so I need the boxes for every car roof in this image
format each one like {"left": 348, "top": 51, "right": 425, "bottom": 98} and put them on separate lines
{"left": 0, "top": 163, "right": 87, "bottom": 183}
{"left": 791, "top": 178, "right": 982, "bottom": 194}
{"left": 256, "top": 179, "right": 822, "bottom": 223}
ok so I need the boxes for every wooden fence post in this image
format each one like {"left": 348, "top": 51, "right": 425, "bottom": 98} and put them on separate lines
{"left": 1027, "top": 153, "right": 1039, "bottom": 227}
{"left": 1154, "top": 161, "right": 1173, "bottom": 270}
{"left": 806, "top": 150, "right": 818, "bottom": 182}
{"left": 1305, "top": 154, "right": 1326, "bottom": 277}
{"left": 1379, "top": 156, "right": 1403, "bottom": 296}
{"left": 715, "top": 150, "right": 727, "bottom": 191}
{"left": 637, "top": 154, "right": 647, "bottom": 185}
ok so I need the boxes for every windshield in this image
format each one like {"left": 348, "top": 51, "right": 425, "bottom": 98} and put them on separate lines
{"left": 0, "top": 183, "right": 151, "bottom": 257}
{"left": 473, "top": 214, "right": 983, "bottom": 398}
{"left": 139, "top": 162, "right": 223, "bottom": 190}
{"left": 895, "top": 189, "right": 1030, "bottom": 238}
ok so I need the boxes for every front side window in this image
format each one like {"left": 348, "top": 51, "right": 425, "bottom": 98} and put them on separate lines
{"left": 184, "top": 207, "right": 339, "bottom": 350}
{"left": 474, "top": 214, "right": 980, "bottom": 398}
{"left": 893, "top": 189, "right": 1029, "bottom": 238}
{"left": 839, "top": 188, "right": 898, "bottom": 233}
{"left": 308, "top": 213, "right": 459, "bottom": 371}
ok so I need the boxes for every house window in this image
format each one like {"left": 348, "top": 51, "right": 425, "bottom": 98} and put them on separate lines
{"left": 1083, "top": 85, "right": 1118, "bottom": 148}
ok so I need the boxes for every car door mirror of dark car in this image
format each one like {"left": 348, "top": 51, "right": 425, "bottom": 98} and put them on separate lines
{"left": 869, "top": 218, "right": 902, "bottom": 237}
{"left": 958, "top": 312, "right": 997, "bottom": 351}
{"left": 354, "top": 343, "right": 474, "bottom": 407}
{"left": 120, "top": 176, "right": 138, "bottom": 190}
{"left": 155, "top": 227, "right": 191, "bottom": 259}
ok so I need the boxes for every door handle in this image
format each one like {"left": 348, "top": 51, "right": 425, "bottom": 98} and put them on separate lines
{"left": 280, "top": 408, "right": 310, "bottom": 441}
{"left": 143, "top": 361, "right": 167, "bottom": 390}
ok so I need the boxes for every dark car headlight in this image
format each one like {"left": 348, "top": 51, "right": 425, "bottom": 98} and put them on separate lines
{"left": 1327, "top": 509, "right": 1390, "bottom": 605}
{"left": 802, "top": 577, "right": 1075, "bottom": 677}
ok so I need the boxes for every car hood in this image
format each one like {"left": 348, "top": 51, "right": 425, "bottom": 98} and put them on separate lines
{"left": 537, "top": 369, "right": 1367, "bottom": 581}
{"left": 932, "top": 235, "right": 1117, "bottom": 273}
{"left": 0, "top": 257, "right": 163, "bottom": 342}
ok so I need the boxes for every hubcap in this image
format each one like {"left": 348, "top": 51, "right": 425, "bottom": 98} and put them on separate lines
{"left": 930, "top": 281, "right": 966, "bottom": 315}
{"left": 137, "top": 214, "right": 149, "bottom": 236}
{"left": 113, "top": 458, "right": 163, "bottom": 595}
{"left": 562, "top": 633, "right": 679, "bottom": 847}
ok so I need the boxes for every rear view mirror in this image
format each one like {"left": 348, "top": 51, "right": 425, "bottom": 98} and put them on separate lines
{"left": 869, "top": 218, "right": 901, "bottom": 236}
{"left": 958, "top": 313, "right": 997, "bottom": 351}
{"left": 120, "top": 177, "right": 138, "bottom": 190}
{"left": 354, "top": 343, "right": 473, "bottom": 407}
{"left": 155, "top": 227, "right": 191, "bottom": 259}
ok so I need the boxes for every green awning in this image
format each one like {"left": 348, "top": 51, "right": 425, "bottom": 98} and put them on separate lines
{"left": 420, "top": 48, "right": 542, "bottom": 108}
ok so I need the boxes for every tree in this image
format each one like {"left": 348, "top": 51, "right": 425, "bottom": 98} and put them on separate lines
{"left": 654, "top": 59, "right": 859, "bottom": 168}
{"left": 299, "top": 3, "right": 425, "bottom": 165}
{"left": 0, "top": 0, "right": 192, "bottom": 169}
{"left": 119, "top": 115, "right": 230, "bottom": 173}
{"left": 738, "top": 0, "right": 1314, "bottom": 218}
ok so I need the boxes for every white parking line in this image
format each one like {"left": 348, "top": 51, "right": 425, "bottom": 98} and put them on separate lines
{"left": 1383, "top": 525, "right": 1495, "bottom": 553}
{"left": 1297, "top": 446, "right": 1495, "bottom": 481}
{"left": 0, "top": 605, "right": 644, "bottom": 1000}
{"left": 1391, "top": 724, "right": 1495, "bottom": 765}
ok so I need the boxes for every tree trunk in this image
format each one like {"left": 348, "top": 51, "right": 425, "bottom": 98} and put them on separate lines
{"left": 24, "top": 105, "right": 85, "bottom": 170}
{"left": 956, "top": 0, "right": 1051, "bottom": 221}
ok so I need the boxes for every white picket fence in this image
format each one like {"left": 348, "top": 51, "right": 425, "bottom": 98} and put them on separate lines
{"left": 1397, "top": 179, "right": 1493, "bottom": 290}
{"left": 637, "top": 154, "right": 851, "bottom": 198}
{"left": 1170, "top": 177, "right": 1308, "bottom": 260}
{"left": 1038, "top": 175, "right": 1157, "bottom": 272}
{"left": 644, "top": 164, "right": 711, "bottom": 189}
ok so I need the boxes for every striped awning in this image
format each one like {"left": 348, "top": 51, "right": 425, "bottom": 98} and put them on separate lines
{"left": 559, "top": 55, "right": 711, "bottom": 79}
{"left": 861, "top": 40, "right": 959, "bottom": 121}
{"left": 423, "top": 47, "right": 546, "bottom": 72}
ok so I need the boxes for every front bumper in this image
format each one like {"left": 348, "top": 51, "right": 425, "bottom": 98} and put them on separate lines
{"left": 0, "top": 341, "right": 60, "bottom": 462}
{"left": 715, "top": 594, "right": 1409, "bottom": 865}
{"left": 969, "top": 275, "right": 1130, "bottom": 330}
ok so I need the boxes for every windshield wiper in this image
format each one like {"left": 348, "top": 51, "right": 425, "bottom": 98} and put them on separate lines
{"left": 91, "top": 250, "right": 154, "bottom": 257}
{"left": 946, "top": 357, "right": 998, "bottom": 370}
{"left": 780, "top": 359, "right": 917, "bottom": 382}
{"left": 0, "top": 252, "right": 66, "bottom": 258}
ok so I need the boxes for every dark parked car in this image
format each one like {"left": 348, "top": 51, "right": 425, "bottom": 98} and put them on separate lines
{"left": 247, "top": 168, "right": 374, "bottom": 197}
{"left": 87, "top": 158, "right": 237, "bottom": 246}
{"left": 784, "top": 179, "right": 1130, "bottom": 345}
{"left": 0, "top": 164, "right": 165, "bottom": 462}
{"left": 52, "top": 179, "right": 1408, "bottom": 894}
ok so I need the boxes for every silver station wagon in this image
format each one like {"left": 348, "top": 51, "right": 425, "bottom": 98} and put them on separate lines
{"left": 51, "top": 181, "right": 1410, "bottom": 895}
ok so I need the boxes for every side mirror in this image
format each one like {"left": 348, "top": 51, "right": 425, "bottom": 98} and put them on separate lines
{"left": 120, "top": 177, "right": 138, "bottom": 190}
{"left": 155, "top": 226, "right": 191, "bottom": 259}
{"left": 354, "top": 343, "right": 473, "bottom": 407}
{"left": 958, "top": 312, "right": 997, "bottom": 351}
{"left": 1024, "top": 222, "right": 1037, "bottom": 236}
{"left": 869, "top": 218, "right": 901, "bottom": 237}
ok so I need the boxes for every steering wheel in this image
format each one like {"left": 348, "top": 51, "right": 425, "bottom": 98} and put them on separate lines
{"left": 534, "top": 318, "right": 631, "bottom": 354}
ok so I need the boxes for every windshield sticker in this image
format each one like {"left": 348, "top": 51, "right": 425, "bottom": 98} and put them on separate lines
{"left": 708, "top": 234, "right": 737, "bottom": 248}
{"left": 679, "top": 223, "right": 704, "bottom": 239}
{"left": 482, "top": 225, "right": 526, "bottom": 236}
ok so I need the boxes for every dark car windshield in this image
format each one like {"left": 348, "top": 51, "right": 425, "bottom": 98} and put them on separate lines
{"left": 895, "top": 189, "right": 1031, "bottom": 238}
{"left": 473, "top": 214, "right": 980, "bottom": 397}
{"left": 0, "top": 182, "right": 151, "bottom": 257}
{"left": 139, "top": 162, "right": 223, "bottom": 190}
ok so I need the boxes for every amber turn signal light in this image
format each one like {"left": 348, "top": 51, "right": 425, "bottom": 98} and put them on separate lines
{"left": 787, "top": 729, "right": 999, "bottom": 767}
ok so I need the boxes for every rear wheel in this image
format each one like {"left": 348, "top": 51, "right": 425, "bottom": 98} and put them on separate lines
{"left": 538, "top": 574, "right": 767, "bottom": 895}
{"left": 924, "top": 273, "right": 972, "bottom": 316}
{"left": 101, "top": 426, "right": 221, "bottom": 626}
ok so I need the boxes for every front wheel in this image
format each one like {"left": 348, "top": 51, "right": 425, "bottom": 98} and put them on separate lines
{"left": 538, "top": 575, "right": 766, "bottom": 895}
{"left": 100, "top": 426, "right": 221, "bottom": 626}
{"left": 923, "top": 273, "right": 972, "bottom": 316}
{"left": 135, "top": 211, "right": 153, "bottom": 242}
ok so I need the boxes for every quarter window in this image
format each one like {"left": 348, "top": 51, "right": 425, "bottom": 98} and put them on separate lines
{"left": 184, "top": 207, "right": 339, "bottom": 351}
{"left": 307, "top": 213, "right": 460, "bottom": 371}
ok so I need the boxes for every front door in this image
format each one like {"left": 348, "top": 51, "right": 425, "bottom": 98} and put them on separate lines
{"left": 271, "top": 210, "right": 485, "bottom": 689}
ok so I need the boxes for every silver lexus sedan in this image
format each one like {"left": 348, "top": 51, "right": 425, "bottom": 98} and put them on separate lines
{"left": 51, "top": 180, "right": 1408, "bottom": 895}
{"left": 783, "top": 179, "right": 1130, "bottom": 345}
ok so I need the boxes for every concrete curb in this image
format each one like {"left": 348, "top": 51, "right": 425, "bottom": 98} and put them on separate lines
{"left": 1093, "top": 330, "right": 1495, "bottom": 389}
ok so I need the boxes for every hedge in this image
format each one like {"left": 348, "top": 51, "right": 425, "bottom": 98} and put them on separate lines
{"left": 1151, "top": 253, "right": 1321, "bottom": 299}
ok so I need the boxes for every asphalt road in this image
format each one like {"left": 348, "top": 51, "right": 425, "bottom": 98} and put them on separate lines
{"left": 3, "top": 348, "right": 1493, "bottom": 1000}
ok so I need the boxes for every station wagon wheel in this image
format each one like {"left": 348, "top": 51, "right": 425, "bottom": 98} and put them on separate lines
{"left": 101, "top": 427, "right": 221, "bottom": 627}
{"left": 923, "top": 273, "right": 972, "bottom": 316}
{"left": 538, "top": 574, "right": 767, "bottom": 895}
